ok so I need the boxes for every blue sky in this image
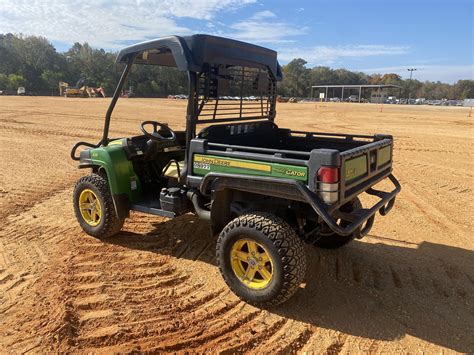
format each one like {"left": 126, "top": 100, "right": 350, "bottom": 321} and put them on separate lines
{"left": 0, "top": 0, "right": 472, "bottom": 82}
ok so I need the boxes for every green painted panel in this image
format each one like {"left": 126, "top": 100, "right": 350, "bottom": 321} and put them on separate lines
{"left": 90, "top": 139, "right": 142, "bottom": 202}
{"left": 193, "top": 154, "right": 308, "bottom": 182}
{"left": 378, "top": 146, "right": 391, "bottom": 167}
{"left": 344, "top": 155, "right": 367, "bottom": 182}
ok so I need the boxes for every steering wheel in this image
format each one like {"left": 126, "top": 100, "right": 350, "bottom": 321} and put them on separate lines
{"left": 140, "top": 121, "right": 176, "bottom": 141}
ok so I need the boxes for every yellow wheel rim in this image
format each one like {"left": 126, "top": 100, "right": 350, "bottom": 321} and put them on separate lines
{"left": 230, "top": 238, "right": 274, "bottom": 290}
{"left": 79, "top": 189, "right": 102, "bottom": 227}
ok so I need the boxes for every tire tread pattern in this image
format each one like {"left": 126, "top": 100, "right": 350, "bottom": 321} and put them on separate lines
{"left": 217, "top": 212, "right": 306, "bottom": 307}
{"left": 73, "top": 173, "right": 124, "bottom": 238}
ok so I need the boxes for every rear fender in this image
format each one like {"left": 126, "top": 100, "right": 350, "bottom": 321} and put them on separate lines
{"left": 209, "top": 185, "right": 298, "bottom": 236}
{"left": 210, "top": 189, "right": 233, "bottom": 236}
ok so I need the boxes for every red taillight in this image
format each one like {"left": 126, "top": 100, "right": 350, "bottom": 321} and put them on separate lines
{"left": 318, "top": 166, "right": 339, "bottom": 183}
{"left": 317, "top": 166, "right": 340, "bottom": 204}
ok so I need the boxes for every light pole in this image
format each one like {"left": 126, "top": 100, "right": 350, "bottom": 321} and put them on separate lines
{"left": 407, "top": 68, "right": 417, "bottom": 103}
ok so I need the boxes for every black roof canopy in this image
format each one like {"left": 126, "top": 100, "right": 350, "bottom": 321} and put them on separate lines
{"left": 116, "top": 34, "right": 282, "bottom": 80}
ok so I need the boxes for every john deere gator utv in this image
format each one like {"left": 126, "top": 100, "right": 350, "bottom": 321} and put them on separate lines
{"left": 71, "top": 35, "right": 400, "bottom": 306}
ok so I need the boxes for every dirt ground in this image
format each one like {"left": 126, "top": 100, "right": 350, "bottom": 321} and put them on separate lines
{"left": 0, "top": 96, "right": 472, "bottom": 353}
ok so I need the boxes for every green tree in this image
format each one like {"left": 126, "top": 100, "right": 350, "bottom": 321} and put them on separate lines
{"left": 0, "top": 73, "right": 9, "bottom": 90}
{"left": 7, "top": 73, "right": 25, "bottom": 91}
{"left": 0, "top": 33, "right": 472, "bottom": 100}
{"left": 41, "top": 70, "right": 64, "bottom": 95}
{"left": 380, "top": 73, "right": 402, "bottom": 85}
{"left": 456, "top": 80, "right": 474, "bottom": 99}
{"left": 280, "top": 58, "right": 310, "bottom": 97}
{"left": 310, "top": 66, "right": 337, "bottom": 85}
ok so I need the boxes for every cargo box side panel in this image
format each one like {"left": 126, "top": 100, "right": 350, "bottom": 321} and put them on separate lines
{"left": 192, "top": 154, "right": 308, "bottom": 182}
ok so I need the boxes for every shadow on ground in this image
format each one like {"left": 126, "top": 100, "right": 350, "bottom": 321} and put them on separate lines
{"left": 104, "top": 214, "right": 474, "bottom": 353}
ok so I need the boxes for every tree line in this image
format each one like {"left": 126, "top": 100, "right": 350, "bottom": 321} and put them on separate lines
{"left": 279, "top": 58, "right": 473, "bottom": 100}
{"left": 1, "top": 33, "right": 472, "bottom": 99}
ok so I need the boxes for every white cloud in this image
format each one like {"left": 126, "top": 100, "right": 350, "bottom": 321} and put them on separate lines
{"left": 278, "top": 45, "right": 410, "bottom": 64}
{"left": 227, "top": 11, "right": 307, "bottom": 44}
{"left": 357, "top": 65, "right": 474, "bottom": 83}
{"left": 154, "top": 0, "right": 257, "bottom": 20}
{"left": 250, "top": 10, "right": 276, "bottom": 20}
{"left": 0, "top": 0, "right": 256, "bottom": 49}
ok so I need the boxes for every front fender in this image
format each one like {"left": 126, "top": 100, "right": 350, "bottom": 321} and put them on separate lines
{"left": 79, "top": 141, "right": 142, "bottom": 204}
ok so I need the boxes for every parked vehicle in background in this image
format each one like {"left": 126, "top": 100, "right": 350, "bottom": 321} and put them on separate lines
{"left": 17, "top": 87, "right": 25, "bottom": 95}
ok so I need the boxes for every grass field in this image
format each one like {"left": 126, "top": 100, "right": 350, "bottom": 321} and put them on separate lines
{"left": 0, "top": 96, "right": 473, "bottom": 353}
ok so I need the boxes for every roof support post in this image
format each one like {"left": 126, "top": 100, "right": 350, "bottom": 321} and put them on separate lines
{"left": 325, "top": 86, "right": 328, "bottom": 102}
{"left": 341, "top": 86, "right": 344, "bottom": 100}
{"left": 359, "top": 86, "right": 362, "bottom": 103}
{"left": 101, "top": 57, "right": 134, "bottom": 145}
{"left": 182, "top": 71, "right": 198, "bottom": 184}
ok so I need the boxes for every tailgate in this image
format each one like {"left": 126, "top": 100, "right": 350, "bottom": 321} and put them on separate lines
{"left": 339, "top": 138, "right": 393, "bottom": 203}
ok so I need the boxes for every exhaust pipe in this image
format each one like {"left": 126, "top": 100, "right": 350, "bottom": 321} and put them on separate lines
{"left": 186, "top": 189, "right": 211, "bottom": 220}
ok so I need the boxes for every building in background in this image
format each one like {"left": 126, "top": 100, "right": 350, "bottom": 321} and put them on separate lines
{"left": 370, "top": 88, "right": 389, "bottom": 103}
{"left": 311, "top": 84, "right": 402, "bottom": 103}
{"left": 463, "top": 98, "right": 474, "bottom": 107}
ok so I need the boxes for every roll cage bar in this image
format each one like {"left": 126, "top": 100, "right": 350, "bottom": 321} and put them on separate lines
{"left": 101, "top": 34, "right": 282, "bottom": 146}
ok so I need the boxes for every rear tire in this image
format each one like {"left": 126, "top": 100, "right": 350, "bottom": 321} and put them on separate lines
{"left": 313, "top": 198, "right": 362, "bottom": 249}
{"left": 73, "top": 173, "right": 124, "bottom": 238}
{"left": 216, "top": 212, "right": 306, "bottom": 307}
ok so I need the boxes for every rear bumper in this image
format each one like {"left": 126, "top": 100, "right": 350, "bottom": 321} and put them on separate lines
{"left": 324, "top": 174, "right": 401, "bottom": 237}
{"left": 274, "top": 173, "right": 400, "bottom": 237}
{"left": 199, "top": 172, "right": 401, "bottom": 238}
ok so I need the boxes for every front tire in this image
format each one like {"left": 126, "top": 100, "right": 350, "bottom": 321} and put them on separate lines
{"left": 73, "top": 173, "right": 124, "bottom": 238}
{"left": 216, "top": 212, "right": 306, "bottom": 307}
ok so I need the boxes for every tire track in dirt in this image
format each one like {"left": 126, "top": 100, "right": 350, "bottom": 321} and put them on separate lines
{"left": 325, "top": 239, "right": 473, "bottom": 301}
{"left": 299, "top": 238, "right": 474, "bottom": 352}
{"left": 56, "top": 216, "right": 293, "bottom": 352}
{"left": 0, "top": 189, "right": 80, "bottom": 353}
{"left": 1, "top": 98, "right": 473, "bottom": 352}
{"left": 401, "top": 182, "right": 471, "bottom": 238}
{"left": 396, "top": 159, "right": 474, "bottom": 180}
{"left": 0, "top": 122, "right": 135, "bottom": 141}
{"left": 0, "top": 173, "right": 82, "bottom": 220}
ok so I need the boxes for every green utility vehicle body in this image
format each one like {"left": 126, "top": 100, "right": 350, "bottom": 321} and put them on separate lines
{"left": 71, "top": 34, "right": 400, "bottom": 306}
{"left": 84, "top": 142, "right": 309, "bottom": 198}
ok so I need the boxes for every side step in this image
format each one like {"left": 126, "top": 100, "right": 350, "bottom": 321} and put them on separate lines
{"left": 130, "top": 204, "right": 175, "bottom": 218}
